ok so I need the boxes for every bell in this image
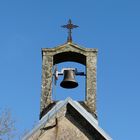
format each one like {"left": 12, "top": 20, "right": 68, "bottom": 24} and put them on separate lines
{"left": 60, "top": 69, "right": 78, "bottom": 88}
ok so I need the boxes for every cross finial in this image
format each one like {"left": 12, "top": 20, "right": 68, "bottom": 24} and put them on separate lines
{"left": 62, "top": 19, "right": 79, "bottom": 43}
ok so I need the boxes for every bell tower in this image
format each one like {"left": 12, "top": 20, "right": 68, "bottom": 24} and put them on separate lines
{"left": 22, "top": 19, "right": 112, "bottom": 140}
{"left": 40, "top": 19, "right": 97, "bottom": 119}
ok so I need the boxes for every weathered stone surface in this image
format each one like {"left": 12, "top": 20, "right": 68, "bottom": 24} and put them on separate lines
{"left": 86, "top": 55, "right": 97, "bottom": 115}
{"left": 40, "top": 42, "right": 97, "bottom": 118}
{"left": 39, "top": 117, "right": 90, "bottom": 140}
{"left": 29, "top": 105, "right": 96, "bottom": 140}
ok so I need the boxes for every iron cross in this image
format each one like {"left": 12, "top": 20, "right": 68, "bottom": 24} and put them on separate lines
{"left": 62, "top": 19, "right": 79, "bottom": 43}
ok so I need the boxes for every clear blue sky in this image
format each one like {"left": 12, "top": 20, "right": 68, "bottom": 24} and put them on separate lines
{"left": 0, "top": 0, "right": 140, "bottom": 139}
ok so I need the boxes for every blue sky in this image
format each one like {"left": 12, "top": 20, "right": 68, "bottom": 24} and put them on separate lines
{"left": 0, "top": 0, "right": 140, "bottom": 139}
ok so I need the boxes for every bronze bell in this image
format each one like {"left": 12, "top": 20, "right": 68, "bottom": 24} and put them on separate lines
{"left": 60, "top": 69, "right": 78, "bottom": 88}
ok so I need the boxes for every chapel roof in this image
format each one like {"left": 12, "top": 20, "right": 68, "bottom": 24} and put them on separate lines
{"left": 22, "top": 97, "right": 112, "bottom": 140}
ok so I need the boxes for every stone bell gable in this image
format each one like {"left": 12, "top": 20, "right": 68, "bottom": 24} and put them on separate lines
{"left": 22, "top": 19, "right": 112, "bottom": 139}
{"left": 22, "top": 41, "right": 113, "bottom": 140}
{"left": 22, "top": 98, "right": 112, "bottom": 140}
{"left": 40, "top": 42, "right": 98, "bottom": 119}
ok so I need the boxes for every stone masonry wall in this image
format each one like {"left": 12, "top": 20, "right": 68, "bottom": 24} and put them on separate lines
{"left": 40, "top": 43, "right": 97, "bottom": 118}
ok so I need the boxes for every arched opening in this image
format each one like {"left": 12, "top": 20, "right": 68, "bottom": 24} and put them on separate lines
{"left": 52, "top": 52, "right": 86, "bottom": 101}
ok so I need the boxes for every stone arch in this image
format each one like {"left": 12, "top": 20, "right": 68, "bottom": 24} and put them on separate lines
{"left": 53, "top": 51, "right": 86, "bottom": 66}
